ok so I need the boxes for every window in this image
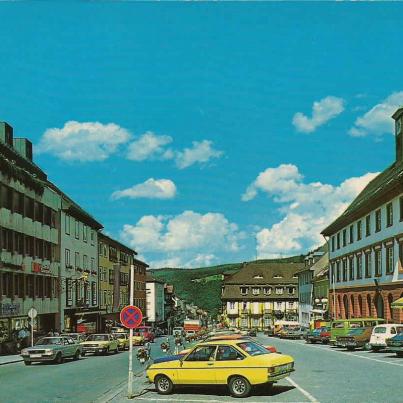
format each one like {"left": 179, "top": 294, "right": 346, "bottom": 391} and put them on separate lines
{"left": 185, "top": 346, "right": 216, "bottom": 362}
{"left": 75, "top": 252, "right": 80, "bottom": 269}
{"left": 90, "top": 230, "right": 95, "bottom": 245}
{"left": 365, "top": 252, "right": 372, "bottom": 278}
{"left": 349, "top": 256, "right": 355, "bottom": 280}
{"left": 356, "top": 254, "right": 362, "bottom": 279}
{"left": 375, "top": 249, "right": 382, "bottom": 276}
{"left": 288, "top": 287, "right": 295, "bottom": 294}
{"left": 252, "top": 287, "right": 260, "bottom": 295}
{"left": 83, "top": 225, "right": 88, "bottom": 242}
{"left": 386, "top": 203, "right": 393, "bottom": 227}
{"left": 65, "top": 249, "right": 71, "bottom": 268}
{"left": 229, "top": 302, "right": 235, "bottom": 309}
{"left": 240, "top": 287, "right": 248, "bottom": 295}
{"left": 400, "top": 197, "right": 403, "bottom": 222}
{"left": 65, "top": 214, "right": 70, "bottom": 235}
{"left": 275, "top": 287, "right": 284, "bottom": 295}
{"left": 337, "top": 233, "right": 340, "bottom": 249}
{"left": 357, "top": 220, "right": 362, "bottom": 241}
{"left": 66, "top": 279, "right": 73, "bottom": 306}
{"left": 91, "top": 257, "right": 95, "bottom": 271}
{"left": 375, "top": 209, "right": 381, "bottom": 232}
{"left": 342, "top": 259, "right": 347, "bottom": 281}
{"left": 349, "top": 225, "right": 354, "bottom": 244}
{"left": 342, "top": 229, "right": 347, "bottom": 247}
{"left": 366, "top": 215, "right": 371, "bottom": 237}
{"left": 75, "top": 220, "right": 80, "bottom": 239}
{"left": 263, "top": 287, "right": 271, "bottom": 295}
{"left": 109, "top": 269, "right": 115, "bottom": 284}
{"left": 215, "top": 345, "right": 244, "bottom": 361}
{"left": 386, "top": 246, "right": 394, "bottom": 274}
{"left": 331, "top": 236, "right": 335, "bottom": 252}
{"left": 83, "top": 255, "right": 88, "bottom": 270}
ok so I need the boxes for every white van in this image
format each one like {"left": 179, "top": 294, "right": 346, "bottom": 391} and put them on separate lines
{"left": 369, "top": 324, "right": 403, "bottom": 351}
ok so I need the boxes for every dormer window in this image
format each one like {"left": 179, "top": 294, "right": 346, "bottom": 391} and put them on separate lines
{"left": 252, "top": 287, "right": 260, "bottom": 295}
{"left": 253, "top": 274, "right": 263, "bottom": 279}
{"left": 275, "top": 287, "right": 284, "bottom": 295}
{"left": 273, "top": 274, "right": 283, "bottom": 279}
{"left": 240, "top": 287, "right": 248, "bottom": 295}
{"left": 263, "top": 287, "right": 272, "bottom": 295}
{"left": 288, "top": 287, "right": 295, "bottom": 294}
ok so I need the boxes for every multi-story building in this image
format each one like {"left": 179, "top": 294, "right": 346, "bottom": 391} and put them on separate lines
{"left": 311, "top": 254, "right": 329, "bottom": 321}
{"left": 98, "top": 233, "right": 136, "bottom": 331}
{"left": 221, "top": 261, "right": 303, "bottom": 330}
{"left": 58, "top": 193, "right": 103, "bottom": 333}
{"left": 0, "top": 122, "right": 61, "bottom": 350}
{"left": 145, "top": 274, "right": 165, "bottom": 327}
{"left": 322, "top": 107, "right": 403, "bottom": 324}
{"left": 297, "top": 246, "right": 326, "bottom": 326}
{"left": 133, "top": 258, "right": 147, "bottom": 315}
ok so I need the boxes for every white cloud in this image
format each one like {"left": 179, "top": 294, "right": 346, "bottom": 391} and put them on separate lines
{"left": 37, "top": 121, "right": 131, "bottom": 162}
{"left": 175, "top": 140, "right": 223, "bottom": 169}
{"left": 111, "top": 178, "right": 177, "bottom": 200}
{"left": 292, "top": 96, "right": 345, "bottom": 133}
{"left": 243, "top": 164, "right": 379, "bottom": 258}
{"left": 349, "top": 91, "right": 403, "bottom": 137}
{"left": 126, "top": 131, "right": 173, "bottom": 161}
{"left": 120, "top": 210, "right": 244, "bottom": 268}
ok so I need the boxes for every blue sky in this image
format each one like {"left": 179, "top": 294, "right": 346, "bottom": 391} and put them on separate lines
{"left": 1, "top": 3, "right": 402, "bottom": 267}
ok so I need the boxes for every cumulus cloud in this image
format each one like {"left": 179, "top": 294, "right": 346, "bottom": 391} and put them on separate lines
{"left": 120, "top": 211, "right": 244, "bottom": 268}
{"left": 243, "top": 164, "right": 379, "bottom": 258}
{"left": 175, "top": 140, "right": 223, "bottom": 169}
{"left": 126, "top": 131, "right": 173, "bottom": 161}
{"left": 292, "top": 96, "right": 345, "bottom": 133}
{"left": 111, "top": 178, "right": 177, "bottom": 200}
{"left": 349, "top": 91, "right": 403, "bottom": 137}
{"left": 37, "top": 121, "right": 131, "bottom": 161}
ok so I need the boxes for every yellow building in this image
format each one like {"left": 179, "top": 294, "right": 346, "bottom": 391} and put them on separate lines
{"left": 98, "top": 233, "right": 136, "bottom": 331}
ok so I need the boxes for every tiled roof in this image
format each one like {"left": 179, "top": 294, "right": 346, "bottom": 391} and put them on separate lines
{"left": 322, "top": 160, "right": 403, "bottom": 235}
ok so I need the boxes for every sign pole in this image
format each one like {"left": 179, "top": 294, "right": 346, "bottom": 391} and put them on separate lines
{"left": 128, "top": 264, "right": 134, "bottom": 398}
{"left": 28, "top": 307, "right": 38, "bottom": 347}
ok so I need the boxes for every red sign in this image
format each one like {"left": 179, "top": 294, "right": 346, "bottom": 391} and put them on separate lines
{"left": 120, "top": 305, "right": 143, "bottom": 329}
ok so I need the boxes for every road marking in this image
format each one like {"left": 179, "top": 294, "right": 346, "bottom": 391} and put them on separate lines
{"left": 275, "top": 339, "right": 403, "bottom": 367}
{"left": 135, "top": 398, "right": 308, "bottom": 403}
{"left": 286, "top": 377, "right": 320, "bottom": 403}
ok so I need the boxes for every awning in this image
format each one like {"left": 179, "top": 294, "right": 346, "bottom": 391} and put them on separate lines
{"left": 391, "top": 297, "right": 403, "bottom": 309}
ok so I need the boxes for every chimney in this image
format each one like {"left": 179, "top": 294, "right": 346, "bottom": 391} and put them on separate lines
{"left": 13, "top": 138, "right": 33, "bottom": 161}
{"left": 392, "top": 107, "right": 403, "bottom": 162}
{"left": 0, "top": 122, "right": 13, "bottom": 147}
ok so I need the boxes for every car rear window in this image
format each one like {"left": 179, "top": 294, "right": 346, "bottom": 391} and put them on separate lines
{"left": 374, "top": 327, "right": 387, "bottom": 334}
{"left": 237, "top": 341, "right": 269, "bottom": 356}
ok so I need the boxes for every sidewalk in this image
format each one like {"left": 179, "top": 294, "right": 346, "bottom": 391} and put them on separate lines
{"left": 0, "top": 354, "right": 23, "bottom": 365}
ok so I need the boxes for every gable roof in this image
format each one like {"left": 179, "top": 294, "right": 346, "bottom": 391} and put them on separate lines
{"left": 322, "top": 160, "right": 403, "bottom": 236}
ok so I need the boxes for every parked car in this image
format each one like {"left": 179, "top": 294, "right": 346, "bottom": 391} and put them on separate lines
{"left": 61, "top": 333, "right": 87, "bottom": 343}
{"left": 132, "top": 334, "right": 145, "bottom": 346}
{"left": 185, "top": 330, "right": 197, "bottom": 342}
{"left": 173, "top": 327, "right": 185, "bottom": 337}
{"left": 386, "top": 332, "right": 403, "bottom": 357}
{"left": 336, "top": 327, "right": 373, "bottom": 350}
{"left": 113, "top": 332, "right": 129, "bottom": 351}
{"left": 135, "top": 326, "right": 155, "bottom": 343}
{"left": 81, "top": 334, "right": 119, "bottom": 356}
{"left": 369, "top": 324, "right": 403, "bottom": 351}
{"left": 264, "top": 327, "right": 275, "bottom": 337}
{"left": 248, "top": 329, "right": 257, "bottom": 337}
{"left": 330, "top": 318, "right": 384, "bottom": 345}
{"left": 147, "top": 339, "right": 294, "bottom": 398}
{"left": 20, "top": 336, "right": 82, "bottom": 365}
{"left": 280, "top": 327, "right": 309, "bottom": 340}
{"left": 306, "top": 327, "right": 330, "bottom": 344}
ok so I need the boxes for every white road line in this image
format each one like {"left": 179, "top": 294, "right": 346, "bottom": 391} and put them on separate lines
{"left": 135, "top": 399, "right": 308, "bottom": 403}
{"left": 276, "top": 339, "right": 403, "bottom": 367}
{"left": 286, "top": 377, "right": 320, "bottom": 403}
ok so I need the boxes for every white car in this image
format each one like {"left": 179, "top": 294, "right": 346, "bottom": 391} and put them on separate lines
{"left": 369, "top": 324, "right": 403, "bottom": 351}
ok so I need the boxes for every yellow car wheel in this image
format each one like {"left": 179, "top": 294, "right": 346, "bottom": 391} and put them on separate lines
{"left": 155, "top": 375, "right": 174, "bottom": 395}
{"left": 228, "top": 376, "right": 251, "bottom": 398}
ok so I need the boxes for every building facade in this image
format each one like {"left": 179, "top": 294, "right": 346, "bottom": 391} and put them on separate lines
{"left": 145, "top": 275, "right": 165, "bottom": 327}
{"left": 322, "top": 108, "right": 403, "bottom": 324}
{"left": 311, "top": 259, "right": 329, "bottom": 321}
{"left": 58, "top": 194, "right": 103, "bottom": 333}
{"left": 0, "top": 122, "right": 61, "bottom": 352}
{"left": 98, "top": 233, "right": 136, "bottom": 331}
{"left": 221, "top": 262, "right": 303, "bottom": 330}
{"left": 133, "top": 258, "right": 147, "bottom": 315}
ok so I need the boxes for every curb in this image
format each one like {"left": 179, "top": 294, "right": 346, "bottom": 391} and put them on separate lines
{"left": 0, "top": 357, "right": 23, "bottom": 366}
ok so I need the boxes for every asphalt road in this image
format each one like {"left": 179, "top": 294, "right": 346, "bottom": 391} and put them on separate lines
{"left": 1, "top": 335, "right": 402, "bottom": 403}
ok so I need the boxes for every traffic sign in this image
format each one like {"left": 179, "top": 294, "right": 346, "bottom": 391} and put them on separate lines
{"left": 28, "top": 307, "right": 37, "bottom": 319}
{"left": 120, "top": 305, "right": 143, "bottom": 329}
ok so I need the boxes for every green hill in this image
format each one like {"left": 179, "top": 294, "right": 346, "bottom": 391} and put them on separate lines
{"left": 150, "top": 255, "right": 304, "bottom": 317}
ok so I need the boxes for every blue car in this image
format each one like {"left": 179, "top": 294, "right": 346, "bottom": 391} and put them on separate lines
{"left": 386, "top": 333, "right": 403, "bottom": 357}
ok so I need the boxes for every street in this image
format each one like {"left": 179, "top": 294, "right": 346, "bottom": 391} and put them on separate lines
{"left": 1, "top": 335, "right": 402, "bottom": 403}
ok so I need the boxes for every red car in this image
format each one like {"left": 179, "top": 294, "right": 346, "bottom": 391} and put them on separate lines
{"left": 134, "top": 326, "right": 155, "bottom": 343}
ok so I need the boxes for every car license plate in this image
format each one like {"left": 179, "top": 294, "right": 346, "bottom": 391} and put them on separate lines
{"left": 30, "top": 354, "right": 42, "bottom": 358}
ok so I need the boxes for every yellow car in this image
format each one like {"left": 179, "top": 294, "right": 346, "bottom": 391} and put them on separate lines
{"left": 146, "top": 339, "right": 294, "bottom": 398}
{"left": 81, "top": 334, "right": 119, "bottom": 356}
{"left": 132, "top": 334, "right": 145, "bottom": 346}
{"left": 112, "top": 333, "right": 129, "bottom": 351}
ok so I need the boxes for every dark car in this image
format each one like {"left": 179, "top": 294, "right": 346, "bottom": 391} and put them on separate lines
{"left": 386, "top": 333, "right": 403, "bottom": 357}
{"left": 336, "top": 327, "right": 373, "bottom": 350}
{"left": 306, "top": 327, "right": 330, "bottom": 344}
{"left": 248, "top": 329, "right": 257, "bottom": 337}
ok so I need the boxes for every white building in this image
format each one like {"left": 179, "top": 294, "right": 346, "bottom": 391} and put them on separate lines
{"left": 145, "top": 275, "right": 165, "bottom": 325}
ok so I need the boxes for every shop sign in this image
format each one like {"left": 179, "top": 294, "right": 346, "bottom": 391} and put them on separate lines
{"left": 0, "top": 303, "right": 21, "bottom": 316}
